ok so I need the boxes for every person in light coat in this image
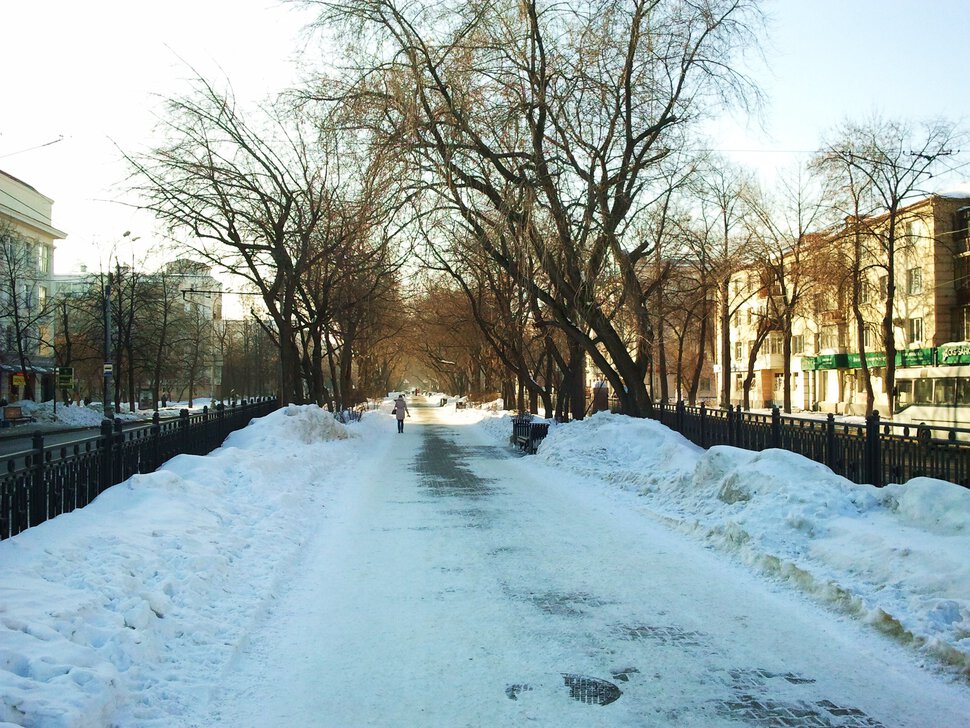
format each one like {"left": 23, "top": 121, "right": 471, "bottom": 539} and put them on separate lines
{"left": 393, "top": 394, "right": 410, "bottom": 433}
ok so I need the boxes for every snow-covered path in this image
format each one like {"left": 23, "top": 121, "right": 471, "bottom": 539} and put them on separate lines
{"left": 190, "top": 403, "right": 970, "bottom": 728}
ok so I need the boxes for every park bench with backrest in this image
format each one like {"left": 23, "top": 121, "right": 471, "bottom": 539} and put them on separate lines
{"left": 510, "top": 413, "right": 549, "bottom": 454}
{"left": 1, "top": 405, "right": 35, "bottom": 427}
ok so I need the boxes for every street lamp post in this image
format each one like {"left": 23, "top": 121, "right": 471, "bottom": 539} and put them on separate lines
{"left": 103, "top": 271, "right": 113, "bottom": 421}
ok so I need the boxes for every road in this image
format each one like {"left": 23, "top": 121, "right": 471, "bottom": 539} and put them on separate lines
{"left": 189, "top": 402, "right": 970, "bottom": 727}
{"left": 0, "top": 426, "right": 98, "bottom": 457}
{"left": 0, "top": 414, "right": 184, "bottom": 457}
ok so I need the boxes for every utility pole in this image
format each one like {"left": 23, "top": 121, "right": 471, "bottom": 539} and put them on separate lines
{"left": 103, "top": 272, "right": 114, "bottom": 421}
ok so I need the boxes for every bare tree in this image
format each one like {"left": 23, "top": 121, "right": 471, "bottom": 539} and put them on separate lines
{"left": 304, "top": 0, "right": 763, "bottom": 417}
{"left": 128, "top": 80, "right": 335, "bottom": 405}
{"left": 689, "top": 158, "right": 759, "bottom": 408}
{"left": 748, "top": 165, "right": 832, "bottom": 412}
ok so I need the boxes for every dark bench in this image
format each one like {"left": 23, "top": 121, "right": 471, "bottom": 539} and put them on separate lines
{"left": 1, "top": 405, "right": 34, "bottom": 427}
{"left": 510, "top": 415, "right": 549, "bottom": 454}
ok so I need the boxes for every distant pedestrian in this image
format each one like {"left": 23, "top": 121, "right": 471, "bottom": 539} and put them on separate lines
{"left": 393, "top": 394, "right": 410, "bottom": 433}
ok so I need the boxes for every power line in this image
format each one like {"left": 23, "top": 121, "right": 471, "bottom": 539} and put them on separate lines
{"left": 0, "top": 136, "right": 64, "bottom": 160}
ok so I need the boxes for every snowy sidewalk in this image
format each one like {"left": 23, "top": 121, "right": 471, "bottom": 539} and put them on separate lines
{"left": 188, "top": 403, "right": 970, "bottom": 727}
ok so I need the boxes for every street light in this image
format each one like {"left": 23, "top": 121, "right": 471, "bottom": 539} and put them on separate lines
{"left": 103, "top": 271, "right": 113, "bottom": 421}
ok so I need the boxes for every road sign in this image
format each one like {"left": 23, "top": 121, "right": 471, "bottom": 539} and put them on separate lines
{"left": 57, "top": 367, "right": 74, "bottom": 387}
{"left": 12, "top": 373, "right": 25, "bottom": 387}
{"left": 103, "top": 363, "right": 113, "bottom": 374}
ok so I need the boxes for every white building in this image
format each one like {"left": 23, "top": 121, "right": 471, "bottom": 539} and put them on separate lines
{"left": 0, "top": 170, "right": 66, "bottom": 401}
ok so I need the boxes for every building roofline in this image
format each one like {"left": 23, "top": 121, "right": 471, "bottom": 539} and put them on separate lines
{"left": 0, "top": 169, "right": 55, "bottom": 204}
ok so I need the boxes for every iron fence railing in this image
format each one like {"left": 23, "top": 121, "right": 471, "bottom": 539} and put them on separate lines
{"left": 652, "top": 401, "right": 970, "bottom": 489}
{"left": 0, "top": 397, "right": 279, "bottom": 540}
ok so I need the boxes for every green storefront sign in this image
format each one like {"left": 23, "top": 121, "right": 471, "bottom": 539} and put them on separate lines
{"left": 801, "top": 348, "right": 936, "bottom": 370}
{"left": 846, "top": 351, "right": 887, "bottom": 368}
{"left": 896, "top": 347, "right": 936, "bottom": 367}
{"left": 808, "top": 353, "right": 849, "bottom": 370}
{"left": 938, "top": 342, "right": 970, "bottom": 365}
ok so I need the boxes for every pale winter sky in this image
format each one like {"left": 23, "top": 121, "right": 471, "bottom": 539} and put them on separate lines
{"left": 1, "top": 0, "right": 968, "bottom": 277}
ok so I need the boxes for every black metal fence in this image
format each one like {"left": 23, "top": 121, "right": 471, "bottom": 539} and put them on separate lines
{"left": 0, "top": 397, "right": 279, "bottom": 541}
{"left": 652, "top": 402, "right": 970, "bottom": 489}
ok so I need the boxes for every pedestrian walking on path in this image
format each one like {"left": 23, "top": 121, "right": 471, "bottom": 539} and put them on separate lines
{"left": 393, "top": 394, "right": 410, "bottom": 433}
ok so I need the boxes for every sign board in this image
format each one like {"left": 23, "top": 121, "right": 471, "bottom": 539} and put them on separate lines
{"left": 812, "top": 353, "right": 849, "bottom": 370}
{"left": 938, "top": 342, "right": 970, "bottom": 365}
{"left": 57, "top": 367, "right": 75, "bottom": 387}
{"left": 896, "top": 347, "right": 935, "bottom": 368}
{"left": 12, "top": 373, "right": 25, "bottom": 386}
{"left": 846, "top": 351, "right": 887, "bottom": 369}
{"left": 103, "top": 363, "right": 113, "bottom": 374}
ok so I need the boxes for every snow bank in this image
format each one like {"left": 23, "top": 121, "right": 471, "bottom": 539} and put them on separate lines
{"left": 14, "top": 399, "right": 220, "bottom": 428}
{"left": 502, "top": 411, "right": 970, "bottom": 673}
{"left": 0, "top": 405, "right": 374, "bottom": 726}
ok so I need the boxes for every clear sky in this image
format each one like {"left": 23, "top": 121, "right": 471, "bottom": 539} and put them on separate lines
{"left": 713, "top": 0, "right": 970, "bottom": 184}
{"left": 2, "top": 0, "right": 968, "bottom": 276}
{"left": 1, "top": 0, "right": 316, "bottom": 274}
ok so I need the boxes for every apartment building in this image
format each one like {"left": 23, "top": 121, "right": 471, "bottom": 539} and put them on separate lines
{"left": 718, "top": 192, "right": 970, "bottom": 419}
{"left": 0, "top": 170, "right": 67, "bottom": 401}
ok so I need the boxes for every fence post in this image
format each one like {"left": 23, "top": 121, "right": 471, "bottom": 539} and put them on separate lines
{"left": 866, "top": 410, "right": 882, "bottom": 487}
{"left": 676, "top": 400, "right": 685, "bottom": 434}
{"left": 151, "top": 411, "right": 161, "bottom": 472}
{"left": 771, "top": 406, "right": 781, "bottom": 449}
{"left": 29, "top": 433, "right": 46, "bottom": 528}
{"left": 180, "top": 408, "right": 190, "bottom": 454}
{"left": 735, "top": 405, "right": 744, "bottom": 447}
{"left": 825, "top": 413, "right": 836, "bottom": 471}
{"left": 113, "top": 419, "right": 125, "bottom": 484}
{"left": 699, "top": 403, "right": 707, "bottom": 448}
{"left": 99, "top": 419, "right": 113, "bottom": 495}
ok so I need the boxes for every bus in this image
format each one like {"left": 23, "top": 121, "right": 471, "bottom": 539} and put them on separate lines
{"left": 894, "top": 365, "right": 970, "bottom": 432}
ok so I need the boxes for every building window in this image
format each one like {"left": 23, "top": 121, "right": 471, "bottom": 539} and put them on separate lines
{"left": 907, "top": 267, "right": 923, "bottom": 295}
{"left": 38, "top": 324, "right": 53, "bottom": 357}
{"left": 908, "top": 317, "right": 923, "bottom": 344}
{"left": 37, "top": 286, "right": 47, "bottom": 311}
{"left": 879, "top": 275, "right": 889, "bottom": 297}
{"left": 767, "top": 333, "right": 783, "bottom": 355}
{"left": 791, "top": 335, "right": 804, "bottom": 354}
{"left": 821, "top": 325, "right": 839, "bottom": 350}
{"left": 734, "top": 341, "right": 742, "bottom": 361}
{"left": 37, "top": 245, "right": 51, "bottom": 274}
{"left": 964, "top": 308, "right": 970, "bottom": 341}
{"left": 908, "top": 219, "right": 926, "bottom": 242}
{"left": 773, "top": 373, "right": 784, "bottom": 392}
{"left": 863, "top": 325, "right": 879, "bottom": 348}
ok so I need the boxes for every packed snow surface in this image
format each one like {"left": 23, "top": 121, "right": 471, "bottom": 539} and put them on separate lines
{"left": 0, "top": 400, "right": 968, "bottom": 726}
